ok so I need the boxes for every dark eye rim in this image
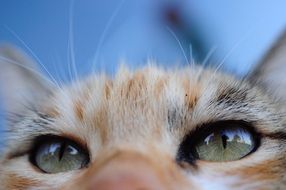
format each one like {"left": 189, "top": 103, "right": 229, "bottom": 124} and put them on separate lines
{"left": 29, "top": 135, "right": 90, "bottom": 173}
{"left": 176, "top": 120, "right": 261, "bottom": 164}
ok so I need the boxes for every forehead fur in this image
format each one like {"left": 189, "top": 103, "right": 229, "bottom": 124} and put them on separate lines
{"left": 22, "top": 65, "right": 281, "bottom": 162}
{"left": 43, "top": 66, "right": 204, "bottom": 154}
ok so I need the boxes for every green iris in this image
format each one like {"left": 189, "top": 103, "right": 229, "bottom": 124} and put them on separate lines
{"left": 195, "top": 126, "right": 255, "bottom": 161}
{"left": 33, "top": 137, "right": 89, "bottom": 173}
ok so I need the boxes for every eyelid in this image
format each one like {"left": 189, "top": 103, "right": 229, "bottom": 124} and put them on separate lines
{"left": 51, "top": 134, "right": 89, "bottom": 151}
{"left": 6, "top": 134, "right": 89, "bottom": 161}
{"left": 190, "top": 120, "right": 260, "bottom": 140}
{"left": 29, "top": 135, "right": 89, "bottom": 155}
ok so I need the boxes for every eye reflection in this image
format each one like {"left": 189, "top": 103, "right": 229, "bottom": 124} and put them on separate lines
{"left": 66, "top": 145, "right": 79, "bottom": 155}
{"left": 195, "top": 125, "right": 256, "bottom": 161}
{"left": 203, "top": 128, "right": 253, "bottom": 147}
{"left": 43, "top": 143, "right": 61, "bottom": 157}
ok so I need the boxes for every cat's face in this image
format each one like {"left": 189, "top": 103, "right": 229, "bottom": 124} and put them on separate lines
{"left": 0, "top": 32, "right": 286, "bottom": 190}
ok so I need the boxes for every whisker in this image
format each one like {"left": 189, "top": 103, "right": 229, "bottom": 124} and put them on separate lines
{"left": 214, "top": 40, "right": 241, "bottom": 75}
{"left": 0, "top": 55, "right": 69, "bottom": 102}
{"left": 92, "top": 0, "right": 126, "bottom": 72}
{"left": 201, "top": 45, "right": 218, "bottom": 67}
{"left": 68, "top": 0, "right": 80, "bottom": 85}
{"left": 205, "top": 21, "right": 260, "bottom": 90}
{"left": 67, "top": 41, "right": 73, "bottom": 82}
{"left": 189, "top": 44, "right": 194, "bottom": 67}
{"left": 213, "top": 20, "right": 261, "bottom": 77}
{"left": 196, "top": 45, "right": 218, "bottom": 80}
{"left": 0, "top": 56, "right": 56, "bottom": 88}
{"left": 46, "top": 54, "right": 73, "bottom": 101}
{"left": 166, "top": 26, "right": 189, "bottom": 65}
{"left": 51, "top": 53, "right": 67, "bottom": 85}
{"left": 4, "top": 26, "right": 60, "bottom": 88}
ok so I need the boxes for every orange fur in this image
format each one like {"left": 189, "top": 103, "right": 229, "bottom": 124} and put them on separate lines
{"left": 4, "top": 174, "right": 40, "bottom": 189}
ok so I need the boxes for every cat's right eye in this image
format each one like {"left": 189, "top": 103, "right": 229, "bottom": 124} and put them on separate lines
{"left": 30, "top": 136, "right": 90, "bottom": 174}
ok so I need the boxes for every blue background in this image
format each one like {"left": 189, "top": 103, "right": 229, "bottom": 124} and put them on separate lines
{"left": 0, "top": 0, "right": 286, "bottom": 150}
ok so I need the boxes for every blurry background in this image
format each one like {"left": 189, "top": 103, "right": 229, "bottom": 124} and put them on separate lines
{"left": 0, "top": 0, "right": 286, "bottom": 150}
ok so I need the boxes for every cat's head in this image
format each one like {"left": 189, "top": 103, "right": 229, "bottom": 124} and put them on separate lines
{"left": 0, "top": 32, "right": 286, "bottom": 190}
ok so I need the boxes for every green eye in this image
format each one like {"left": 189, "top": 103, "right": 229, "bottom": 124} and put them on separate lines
{"left": 31, "top": 136, "right": 89, "bottom": 173}
{"left": 178, "top": 121, "right": 259, "bottom": 163}
{"left": 195, "top": 126, "right": 256, "bottom": 161}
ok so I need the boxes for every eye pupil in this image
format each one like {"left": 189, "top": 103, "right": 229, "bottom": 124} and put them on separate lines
{"left": 221, "top": 134, "right": 228, "bottom": 149}
{"left": 58, "top": 143, "right": 66, "bottom": 161}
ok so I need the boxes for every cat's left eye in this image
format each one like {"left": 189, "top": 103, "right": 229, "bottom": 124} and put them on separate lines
{"left": 30, "top": 136, "right": 89, "bottom": 173}
{"left": 177, "top": 121, "right": 260, "bottom": 163}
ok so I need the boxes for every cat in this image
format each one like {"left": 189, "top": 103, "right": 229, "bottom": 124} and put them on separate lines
{"left": 0, "top": 31, "right": 286, "bottom": 190}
